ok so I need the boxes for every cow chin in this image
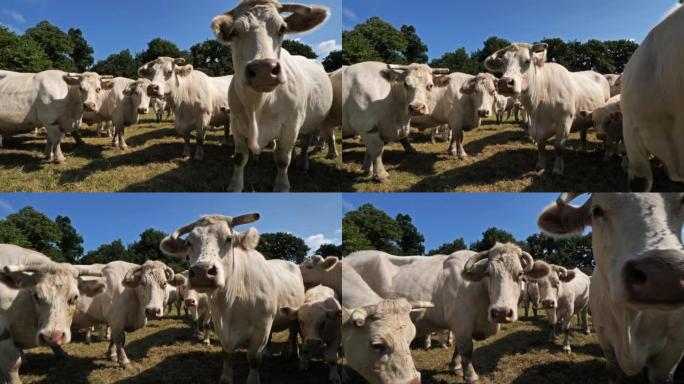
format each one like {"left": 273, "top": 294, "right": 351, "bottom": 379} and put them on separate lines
{"left": 246, "top": 80, "right": 283, "bottom": 93}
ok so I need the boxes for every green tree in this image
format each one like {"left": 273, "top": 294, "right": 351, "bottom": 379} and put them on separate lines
{"left": 526, "top": 233, "right": 594, "bottom": 274}
{"left": 472, "top": 36, "right": 511, "bottom": 73}
{"left": 0, "top": 26, "right": 51, "bottom": 72}
{"left": 315, "top": 243, "right": 342, "bottom": 257}
{"left": 127, "top": 228, "right": 186, "bottom": 272}
{"left": 470, "top": 227, "right": 518, "bottom": 252}
{"left": 91, "top": 49, "right": 139, "bottom": 78}
{"left": 282, "top": 39, "right": 317, "bottom": 59}
{"left": 24, "top": 20, "right": 75, "bottom": 71}
{"left": 189, "top": 39, "right": 233, "bottom": 76}
{"left": 322, "top": 50, "right": 344, "bottom": 72}
{"left": 343, "top": 203, "right": 403, "bottom": 255}
{"left": 0, "top": 221, "right": 31, "bottom": 248}
{"left": 256, "top": 232, "right": 309, "bottom": 264}
{"left": 342, "top": 30, "right": 381, "bottom": 64}
{"left": 605, "top": 39, "right": 639, "bottom": 73}
{"left": 342, "top": 221, "right": 373, "bottom": 256}
{"left": 352, "top": 17, "right": 406, "bottom": 63}
{"left": 136, "top": 38, "right": 188, "bottom": 65}
{"left": 80, "top": 239, "right": 131, "bottom": 265}
{"left": 68, "top": 28, "right": 94, "bottom": 72}
{"left": 431, "top": 48, "right": 478, "bottom": 74}
{"left": 580, "top": 39, "right": 614, "bottom": 73}
{"left": 2, "top": 207, "right": 62, "bottom": 260}
{"left": 427, "top": 238, "right": 467, "bottom": 256}
{"left": 395, "top": 213, "right": 424, "bottom": 255}
{"left": 400, "top": 25, "right": 428, "bottom": 63}
{"left": 55, "top": 215, "right": 84, "bottom": 263}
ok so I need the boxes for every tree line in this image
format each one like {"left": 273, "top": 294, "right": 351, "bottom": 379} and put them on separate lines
{"left": 0, "top": 206, "right": 340, "bottom": 271}
{"left": 0, "top": 20, "right": 343, "bottom": 78}
{"left": 343, "top": 203, "right": 594, "bottom": 274}
{"left": 342, "top": 16, "right": 639, "bottom": 75}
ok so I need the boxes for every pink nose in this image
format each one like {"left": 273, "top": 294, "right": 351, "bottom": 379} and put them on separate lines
{"left": 83, "top": 102, "right": 96, "bottom": 111}
{"left": 490, "top": 307, "right": 515, "bottom": 323}
{"left": 478, "top": 109, "right": 490, "bottom": 117}
{"left": 39, "top": 331, "right": 66, "bottom": 346}
{"left": 409, "top": 104, "right": 427, "bottom": 115}
{"left": 541, "top": 300, "right": 556, "bottom": 309}
{"left": 146, "top": 308, "right": 163, "bottom": 318}
{"left": 185, "top": 299, "right": 196, "bottom": 307}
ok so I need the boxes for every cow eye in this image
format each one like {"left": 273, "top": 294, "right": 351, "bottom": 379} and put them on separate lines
{"left": 591, "top": 205, "right": 605, "bottom": 218}
{"left": 161, "top": 282, "right": 167, "bottom": 289}
{"left": 279, "top": 25, "right": 287, "bottom": 36}
{"left": 524, "top": 59, "right": 531, "bottom": 65}
{"left": 68, "top": 295, "right": 79, "bottom": 305}
{"left": 370, "top": 340, "right": 387, "bottom": 354}
{"left": 96, "top": 88, "right": 102, "bottom": 93}
{"left": 33, "top": 292, "right": 41, "bottom": 302}
{"left": 166, "top": 70, "right": 173, "bottom": 76}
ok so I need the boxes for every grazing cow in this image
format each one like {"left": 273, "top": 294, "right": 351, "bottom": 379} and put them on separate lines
{"left": 159, "top": 213, "right": 305, "bottom": 384}
{"left": 409, "top": 72, "right": 497, "bottom": 159}
{"left": 176, "top": 272, "right": 212, "bottom": 345}
{"left": 153, "top": 97, "right": 173, "bottom": 123}
{"left": 604, "top": 74, "right": 622, "bottom": 97}
{"left": 485, "top": 43, "right": 610, "bottom": 175}
{"left": 538, "top": 193, "right": 684, "bottom": 383}
{"left": 211, "top": 1, "right": 333, "bottom": 192}
{"left": 580, "top": 95, "right": 623, "bottom": 161}
{"left": 0, "top": 244, "right": 105, "bottom": 384}
{"left": 534, "top": 264, "right": 591, "bottom": 353}
{"left": 82, "top": 77, "right": 152, "bottom": 150}
{"left": 138, "top": 58, "right": 232, "bottom": 161}
{"left": 280, "top": 285, "right": 342, "bottom": 383}
{"left": 493, "top": 94, "right": 515, "bottom": 124}
{"left": 522, "top": 279, "right": 540, "bottom": 318}
{"left": 621, "top": 4, "right": 684, "bottom": 191}
{"left": 0, "top": 70, "right": 112, "bottom": 163}
{"left": 68, "top": 260, "right": 185, "bottom": 367}
{"left": 342, "top": 259, "right": 430, "bottom": 384}
{"left": 299, "top": 255, "right": 341, "bottom": 297}
{"left": 164, "top": 283, "right": 183, "bottom": 317}
{"left": 342, "top": 62, "right": 449, "bottom": 181}
{"left": 347, "top": 243, "right": 550, "bottom": 383}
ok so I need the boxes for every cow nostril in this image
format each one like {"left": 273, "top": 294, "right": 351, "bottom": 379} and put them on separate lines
{"left": 625, "top": 262, "right": 648, "bottom": 287}
{"left": 189, "top": 269, "right": 196, "bottom": 278}
{"left": 507, "top": 309, "right": 514, "bottom": 318}
{"left": 208, "top": 266, "right": 217, "bottom": 276}
{"left": 507, "top": 79, "right": 515, "bottom": 86}
{"left": 247, "top": 67, "right": 257, "bottom": 79}
{"left": 272, "top": 63, "right": 281, "bottom": 76}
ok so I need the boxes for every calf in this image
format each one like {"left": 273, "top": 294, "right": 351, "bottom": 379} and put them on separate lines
{"left": 522, "top": 279, "right": 540, "bottom": 318}
{"left": 164, "top": 283, "right": 182, "bottom": 317}
{"left": 176, "top": 271, "right": 212, "bottom": 345}
{"left": 580, "top": 95, "right": 623, "bottom": 161}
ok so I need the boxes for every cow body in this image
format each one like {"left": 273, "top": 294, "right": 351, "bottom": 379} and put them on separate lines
{"left": 299, "top": 256, "right": 341, "bottom": 298}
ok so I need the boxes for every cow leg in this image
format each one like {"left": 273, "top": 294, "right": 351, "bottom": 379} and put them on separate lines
{"left": 447, "top": 121, "right": 467, "bottom": 159}
{"left": 113, "top": 330, "right": 130, "bottom": 367}
{"left": 246, "top": 337, "right": 268, "bottom": 384}
{"left": 547, "top": 308, "right": 557, "bottom": 342}
{"left": 45, "top": 126, "right": 65, "bottom": 163}
{"left": 400, "top": 137, "right": 417, "bottom": 154}
{"left": 219, "top": 352, "right": 236, "bottom": 384}
{"left": 422, "top": 333, "right": 432, "bottom": 350}
{"left": 0, "top": 340, "right": 22, "bottom": 384}
{"left": 448, "top": 343, "right": 462, "bottom": 375}
{"left": 86, "top": 327, "right": 93, "bottom": 344}
{"left": 273, "top": 131, "right": 295, "bottom": 192}
{"left": 228, "top": 136, "right": 249, "bottom": 192}
{"left": 578, "top": 126, "right": 587, "bottom": 152}
{"left": 202, "top": 318, "right": 211, "bottom": 345}
{"left": 458, "top": 339, "right": 478, "bottom": 384}
{"left": 581, "top": 307, "right": 590, "bottom": 334}
{"left": 284, "top": 322, "right": 299, "bottom": 358}
{"left": 535, "top": 140, "right": 547, "bottom": 172}
{"left": 553, "top": 118, "right": 572, "bottom": 176}
{"left": 115, "top": 124, "right": 128, "bottom": 150}
{"left": 72, "top": 130, "right": 85, "bottom": 146}
{"left": 194, "top": 124, "right": 208, "bottom": 161}
{"left": 180, "top": 129, "right": 192, "bottom": 159}
{"left": 297, "top": 134, "right": 310, "bottom": 172}
{"left": 324, "top": 345, "right": 341, "bottom": 384}
{"left": 360, "top": 133, "right": 389, "bottom": 182}
{"left": 623, "top": 121, "right": 653, "bottom": 191}
{"left": 326, "top": 132, "right": 338, "bottom": 160}
{"left": 560, "top": 306, "right": 573, "bottom": 354}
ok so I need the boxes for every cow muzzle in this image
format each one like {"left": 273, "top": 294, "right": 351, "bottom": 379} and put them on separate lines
{"left": 490, "top": 306, "right": 515, "bottom": 323}
{"left": 137, "top": 108, "right": 148, "bottom": 114}
{"left": 403, "top": 373, "right": 421, "bottom": 384}
{"left": 541, "top": 300, "right": 557, "bottom": 309}
{"left": 477, "top": 109, "right": 490, "bottom": 118}
{"left": 184, "top": 298, "right": 197, "bottom": 307}
{"left": 83, "top": 102, "right": 97, "bottom": 112}
{"left": 145, "top": 307, "right": 163, "bottom": 319}
{"left": 623, "top": 249, "right": 684, "bottom": 307}
{"left": 39, "top": 330, "right": 66, "bottom": 347}
{"left": 498, "top": 77, "right": 519, "bottom": 95}
{"left": 189, "top": 262, "right": 219, "bottom": 289}
{"left": 245, "top": 59, "right": 283, "bottom": 92}
{"left": 408, "top": 103, "right": 427, "bottom": 116}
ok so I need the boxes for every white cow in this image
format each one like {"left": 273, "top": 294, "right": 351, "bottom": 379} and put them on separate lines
{"left": 69, "top": 260, "right": 185, "bottom": 367}
{"left": 299, "top": 255, "right": 341, "bottom": 297}
{"left": 538, "top": 193, "right": 684, "bottom": 383}
{"left": 534, "top": 264, "right": 591, "bottom": 353}
{"left": 280, "top": 285, "right": 342, "bottom": 383}
{"left": 0, "top": 244, "right": 105, "bottom": 384}
{"left": 0, "top": 70, "right": 112, "bottom": 163}
{"left": 522, "top": 279, "right": 540, "bottom": 318}
{"left": 410, "top": 72, "right": 497, "bottom": 159}
{"left": 485, "top": 43, "right": 610, "bottom": 175}
{"left": 347, "top": 243, "right": 550, "bottom": 383}
{"left": 159, "top": 213, "right": 305, "bottom": 384}
{"left": 342, "top": 61, "right": 450, "bottom": 181}
{"left": 621, "top": 4, "right": 684, "bottom": 191}
{"left": 82, "top": 77, "right": 152, "bottom": 149}
{"left": 138, "top": 57, "right": 231, "bottom": 161}
{"left": 153, "top": 97, "right": 173, "bottom": 123}
{"left": 493, "top": 94, "right": 515, "bottom": 124}
{"left": 164, "top": 283, "right": 183, "bottom": 317}
{"left": 176, "top": 271, "right": 212, "bottom": 345}
{"left": 604, "top": 74, "right": 622, "bottom": 97}
{"left": 211, "top": 1, "right": 333, "bottom": 192}
{"left": 580, "top": 95, "right": 623, "bottom": 161}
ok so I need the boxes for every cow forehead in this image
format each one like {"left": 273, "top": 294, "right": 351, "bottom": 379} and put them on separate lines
{"left": 233, "top": 3, "right": 284, "bottom": 32}
{"left": 35, "top": 272, "right": 78, "bottom": 297}
{"left": 404, "top": 65, "right": 434, "bottom": 84}
{"left": 594, "top": 193, "right": 681, "bottom": 213}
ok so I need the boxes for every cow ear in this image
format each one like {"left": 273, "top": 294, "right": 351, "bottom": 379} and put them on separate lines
{"left": 484, "top": 56, "right": 504, "bottom": 74}
{"left": 380, "top": 68, "right": 404, "bottom": 83}
{"left": 232, "top": 212, "right": 260, "bottom": 227}
{"left": 525, "top": 261, "right": 551, "bottom": 280}
{"left": 212, "top": 14, "right": 235, "bottom": 44}
{"left": 122, "top": 84, "right": 135, "bottom": 96}
{"left": 321, "top": 256, "right": 339, "bottom": 270}
{"left": 326, "top": 307, "right": 342, "bottom": 320}
{"left": 175, "top": 65, "right": 194, "bottom": 77}
{"left": 433, "top": 75, "right": 451, "bottom": 88}
{"left": 160, "top": 236, "right": 189, "bottom": 258}
{"left": 63, "top": 73, "right": 83, "bottom": 86}
{"left": 461, "top": 259, "right": 488, "bottom": 282}
{"left": 531, "top": 43, "right": 548, "bottom": 67}
{"left": 538, "top": 200, "right": 592, "bottom": 236}
{"left": 101, "top": 79, "right": 115, "bottom": 90}
{"left": 609, "top": 111, "right": 622, "bottom": 121}
{"left": 558, "top": 269, "right": 576, "bottom": 282}
{"left": 78, "top": 278, "right": 106, "bottom": 297}
{"left": 460, "top": 79, "right": 476, "bottom": 95}
{"left": 0, "top": 269, "right": 39, "bottom": 289}
{"left": 169, "top": 274, "right": 186, "bottom": 287}
{"left": 122, "top": 267, "right": 143, "bottom": 288}
{"left": 236, "top": 227, "right": 260, "bottom": 251}
{"left": 283, "top": 6, "right": 330, "bottom": 33}
{"left": 279, "top": 306, "right": 299, "bottom": 321}
{"left": 579, "top": 110, "right": 592, "bottom": 120}
{"left": 138, "top": 65, "right": 154, "bottom": 78}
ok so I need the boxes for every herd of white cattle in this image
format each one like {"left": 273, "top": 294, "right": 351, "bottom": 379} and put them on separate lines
{"left": 342, "top": 1, "right": 684, "bottom": 191}
{"left": 0, "top": 0, "right": 341, "bottom": 192}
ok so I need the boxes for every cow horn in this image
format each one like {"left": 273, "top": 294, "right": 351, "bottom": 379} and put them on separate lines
{"left": 279, "top": 3, "right": 312, "bottom": 14}
{"left": 3, "top": 264, "right": 51, "bottom": 274}
{"left": 387, "top": 64, "right": 410, "bottom": 71}
{"left": 463, "top": 250, "right": 489, "bottom": 273}
{"left": 556, "top": 193, "right": 583, "bottom": 206}
{"left": 350, "top": 307, "right": 369, "bottom": 327}
{"left": 431, "top": 68, "right": 449, "bottom": 74}
{"left": 553, "top": 265, "right": 569, "bottom": 278}
{"left": 171, "top": 222, "right": 199, "bottom": 239}
{"left": 164, "top": 266, "right": 175, "bottom": 282}
{"left": 520, "top": 251, "right": 534, "bottom": 272}
{"left": 100, "top": 75, "right": 114, "bottom": 80}
{"left": 409, "top": 301, "right": 434, "bottom": 310}
{"left": 72, "top": 265, "right": 103, "bottom": 277}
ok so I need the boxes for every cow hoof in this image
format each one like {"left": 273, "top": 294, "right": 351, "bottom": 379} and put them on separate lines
{"left": 203, "top": 339, "right": 210, "bottom": 346}
{"left": 583, "top": 329, "right": 591, "bottom": 335}
{"left": 374, "top": 175, "right": 390, "bottom": 184}
{"left": 563, "top": 346, "right": 572, "bottom": 354}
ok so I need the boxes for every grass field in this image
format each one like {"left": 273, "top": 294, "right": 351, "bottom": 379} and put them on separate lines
{"left": 341, "top": 119, "right": 684, "bottom": 192}
{"left": 0, "top": 115, "right": 344, "bottom": 192}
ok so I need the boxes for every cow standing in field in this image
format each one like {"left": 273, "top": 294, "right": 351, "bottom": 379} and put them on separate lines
{"left": 0, "top": 244, "right": 105, "bottom": 384}
{"left": 211, "top": 1, "right": 333, "bottom": 192}
{"left": 522, "top": 279, "right": 540, "bottom": 318}
{"left": 494, "top": 94, "right": 515, "bottom": 124}
{"left": 160, "top": 213, "right": 305, "bottom": 384}
{"left": 409, "top": 72, "right": 498, "bottom": 159}
{"left": 485, "top": 43, "right": 610, "bottom": 175}
{"left": 0, "top": 70, "right": 112, "bottom": 163}
{"left": 299, "top": 255, "right": 341, "bottom": 297}
{"left": 164, "top": 283, "right": 183, "bottom": 317}
{"left": 176, "top": 271, "right": 212, "bottom": 345}
{"left": 534, "top": 264, "right": 591, "bottom": 353}
{"left": 347, "top": 243, "right": 550, "bottom": 383}
{"left": 82, "top": 77, "right": 152, "bottom": 150}
{"left": 342, "top": 62, "right": 449, "bottom": 181}
{"left": 580, "top": 95, "right": 623, "bottom": 162}
{"left": 153, "top": 97, "right": 173, "bottom": 123}
{"left": 621, "top": 3, "right": 684, "bottom": 191}
{"left": 138, "top": 58, "right": 232, "bottom": 161}
{"left": 538, "top": 193, "right": 684, "bottom": 383}
{"left": 68, "top": 260, "right": 185, "bottom": 367}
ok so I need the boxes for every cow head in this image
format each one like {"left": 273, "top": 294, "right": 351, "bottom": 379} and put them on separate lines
{"left": 173, "top": 271, "right": 200, "bottom": 309}
{"left": 462, "top": 243, "right": 550, "bottom": 323}
{"left": 534, "top": 264, "right": 576, "bottom": 309}
{"left": 538, "top": 193, "right": 684, "bottom": 311}
{"left": 63, "top": 72, "right": 114, "bottom": 112}
{"left": 342, "top": 298, "right": 433, "bottom": 384}
{"left": 138, "top": 57, "right": 190, "bottom": 98}
{"left": 460, "top": 73, "right": 498, "bottom": 118}
{"left": 122, "top": 260, "right": 184, "bottom": 320}
{"left": 299, "top": 255, "right": 338, "bottom": 285}
{"left": 123, "top": 78, "right": 153, "bottom": 115}
{"left": 160, "top": 213, "right": 261, "bottom": 293}
{"left": 380, "top": 64, "right": 450, "bottom": 116}
{"left": 579, "top": 101, "right": 623, "bottom": 158}
{"left": 280, "top": 293, "right": 341, "bottom": 354}
{"left": 0, "top": 263, "right": 105, "bottom": 347}
{"left": 212, "top": 0, "right": 329, "bottom": 93}
{"left": 484, "top": 43, "right": 548, "bottom": 96}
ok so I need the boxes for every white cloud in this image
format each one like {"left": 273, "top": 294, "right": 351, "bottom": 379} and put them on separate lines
{"left": 342, "top": 8, "right": 358, "bottom": 21}
{"left": 0, "top": 200, "right": 13, "bottom": 214}
{"left": 305, "top": 233, "right": 341, "bottom": 255}
{"left": 314, "top": 39, "right": 341, "bottom": 57}
{"left": 2, "top": 10, "right": 25, "bottom": 24}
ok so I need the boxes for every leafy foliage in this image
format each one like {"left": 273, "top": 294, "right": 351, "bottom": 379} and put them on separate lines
{"left": 189, "top": 40, "right": 233, "bottom": 76}
{"left": 427, "top": 238, "right": 467, "bottom": 255}
{"left": 1, "top": 207, "right": 63, "bottom": 260}
{"left": 315, "top": 243, "right": 342, "bottom": 257}
{"left": 322, "top": 50, "right": 344, "bottom": 72}
{"left": 430, "top": 48, "right": 478, "bottom": 75}
{"left": 525, "top": 233, "right": 594, "bottom": 274}
{"left": 470, "top": 227, "right": 518, "bottom": 252}
{"left": 136, "top": 38, "right": 189, "bottom": 65}
{"left": 400, "top": 25, "right": 428, "bottom": 64}
{"left": 80, "top": 239, "right": 131, "bottom": 265}
{"left": 24, "top": 21, "right": 75, "bottom": 71}
{"left": 0, "top": 26, "right": 51, "bottom": 72}
{"left": 282, "top": 39, "right": 317, "bottom": 59}
{"left": 395, "top": 213, "right": 425, "bottom": 255}
{"left": 90, "top": 49, "right": 139, "bottom": 79}
{"left": 256, "top": 232, "right": 310, "bottom": 264}
{"left": 68, "top": 28, "right": 94, "bottom": 72}
{"left": 55, "top": 215, "right": 84, "bottom": 263}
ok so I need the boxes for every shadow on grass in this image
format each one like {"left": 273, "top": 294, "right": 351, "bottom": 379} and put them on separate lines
{"left": 20, "top": 353, "right": 100, "bottom": 384}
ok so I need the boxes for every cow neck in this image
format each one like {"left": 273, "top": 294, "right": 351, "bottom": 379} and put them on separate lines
{"left": 520, "top": 63, "right": 549, "bottom": 112}
{"left": 221, "top": 242, "right": 265, "bottom": 301}
{"left": 389, "top": 82, "right": 410, "bottom": 125}
{"left": 66, "top": 85, "right": 85, "bottom": 126}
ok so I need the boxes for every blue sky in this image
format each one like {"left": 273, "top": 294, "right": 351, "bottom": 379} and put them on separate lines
{"left": 343, "top": 193, "right": 590, "bottom": 252}
{"left": 0, "top": 0, "right": 342, "bottom": 61}
{"left": 343, "top": 0, "right": 677, "bottom": 60}
{"left": 0, "top": 193, "right": 342, "bottom": 255}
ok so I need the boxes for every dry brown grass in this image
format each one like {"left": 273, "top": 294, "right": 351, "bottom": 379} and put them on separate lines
{"left": 0, "top": 115, "right": 345, "bottom": 192}
{"left": 341, "top": 119, "right": 684, "bottom": 192}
